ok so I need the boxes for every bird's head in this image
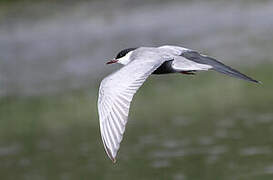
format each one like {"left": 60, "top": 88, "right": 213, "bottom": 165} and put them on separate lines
{"left": 106, "top": 48, "right": 137, "bottom": 65}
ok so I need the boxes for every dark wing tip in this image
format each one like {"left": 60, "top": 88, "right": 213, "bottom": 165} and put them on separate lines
{"left": 255, "top": 80, "right": 262, "bottom": 85}
{"left": 112, "top": 158, "right": 117, "bottom": 163}
{"left": 212, "top": 66, "right": 261, "bottom": 84}
{"left": 236, "top": 73, "right": 261, "bottom": 84}
{"left": 102, "top": 136, "right": 117, "bottom": 163}
{"left": 181, "top": 51, "right": 261, "bottom": 84}
{"left": 250, "top": 79, "right": 262, "bottom": 84}
{"left": 106, "top": 145, "right": 117, "bottom": 163}
{"left": 106, "top": 145, "right": 116, "bottom": 163}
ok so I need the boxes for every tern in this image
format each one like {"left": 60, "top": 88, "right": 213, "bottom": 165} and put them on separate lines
{"left": 98, "top": 45, "right": 259, "bottom": 162}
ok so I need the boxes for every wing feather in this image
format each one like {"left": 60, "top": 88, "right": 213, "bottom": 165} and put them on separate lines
{"left": 168, "top": 46, "right": 259, "bottom": 83}
{"left": 98, "top": 56, "right": 165, "bottom": 162}
{"left": 180, "top": 50, "right": 260, "bottom": 83}
{"left": 172, "top": 56, "right": 212, "bottom": 71}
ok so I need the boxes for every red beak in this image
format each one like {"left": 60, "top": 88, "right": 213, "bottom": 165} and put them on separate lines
{"left": 106, "top": 59, "right": 118, "bottom": 64}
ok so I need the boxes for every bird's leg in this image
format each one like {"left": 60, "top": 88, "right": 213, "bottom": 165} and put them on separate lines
{"left": 180, "top": 71, "right": 196, "bottom": 75}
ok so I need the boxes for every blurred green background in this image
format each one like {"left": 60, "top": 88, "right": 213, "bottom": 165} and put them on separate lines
{"left": 0, "top": 0, "right": 273, "bottom": 179}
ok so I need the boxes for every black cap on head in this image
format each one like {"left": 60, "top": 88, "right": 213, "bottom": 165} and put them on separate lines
{"left": 115, "top": 48, "right": 137, "bottom": 59}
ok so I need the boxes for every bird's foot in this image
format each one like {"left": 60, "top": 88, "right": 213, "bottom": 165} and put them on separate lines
{"left": 180, "top": 71, "right": 196, "bottom": 75}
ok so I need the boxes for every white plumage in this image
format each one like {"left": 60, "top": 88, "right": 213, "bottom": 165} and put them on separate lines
{"left": 98, "top": 48, "right": 166, "bottom": 162}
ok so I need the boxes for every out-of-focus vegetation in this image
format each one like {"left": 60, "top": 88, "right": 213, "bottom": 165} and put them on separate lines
{"left": 1, "top": 63, "right": 272, "bottom": 180}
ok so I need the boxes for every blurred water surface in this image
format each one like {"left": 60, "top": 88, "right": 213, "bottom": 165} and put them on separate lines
{"left": 0, "top": 0, "right": 273, "bottom": 95}
{"left": 0, "top": 1, "right": 273, "bottom": 180}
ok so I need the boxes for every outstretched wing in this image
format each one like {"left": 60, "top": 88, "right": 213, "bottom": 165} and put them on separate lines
{"left": 173, "top": 49, "right": 259, "bottom": 83}
{"left": 98, "top": 56, "right": 165, "bottom": 162}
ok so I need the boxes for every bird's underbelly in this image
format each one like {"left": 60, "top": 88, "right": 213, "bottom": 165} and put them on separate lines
{"left": 152, "top": 60, "right": 176, "bottom": 74}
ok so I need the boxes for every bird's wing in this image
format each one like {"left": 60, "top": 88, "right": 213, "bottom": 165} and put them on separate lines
{"left": 158, "top": 45, "right": 212, "bottom": 71}
{"left": 173, "top": 50, "right": 259, "bottom": 83}
{"left": 172, "top": 55, "right": 213, "bottom": 71}
{"left": 98, "top": 56, "right": 165, "bottom": 162}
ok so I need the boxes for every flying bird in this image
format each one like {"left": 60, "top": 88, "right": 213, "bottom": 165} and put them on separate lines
{"left": 97, "top": 45, "right": 259, "bottom": 162}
